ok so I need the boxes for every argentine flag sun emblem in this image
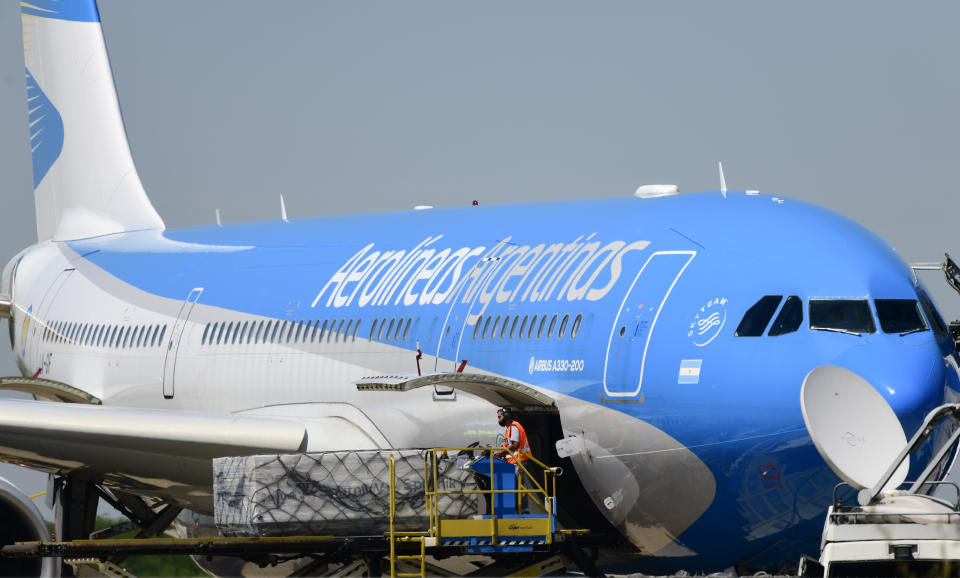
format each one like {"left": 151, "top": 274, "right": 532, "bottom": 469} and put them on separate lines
{"left": 678, "top": 359, "right": 702, "bottom": 384}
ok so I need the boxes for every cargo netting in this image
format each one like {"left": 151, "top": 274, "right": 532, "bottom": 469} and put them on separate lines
{"left": 214, "top": 450, "right": 479, "bottom": 536}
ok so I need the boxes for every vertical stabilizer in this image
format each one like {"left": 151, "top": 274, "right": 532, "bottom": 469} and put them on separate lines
{"left": 21, "top": 1, "right": 164, "bottom": 241}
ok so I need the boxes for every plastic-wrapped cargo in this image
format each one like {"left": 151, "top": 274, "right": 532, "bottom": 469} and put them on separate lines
{"left": 213, "top": 450, "right": 479, "bottom": 536}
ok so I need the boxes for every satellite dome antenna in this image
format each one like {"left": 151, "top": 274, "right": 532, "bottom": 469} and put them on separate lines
{"left": 801, "top": 365, "right": 909, "bottom": 493}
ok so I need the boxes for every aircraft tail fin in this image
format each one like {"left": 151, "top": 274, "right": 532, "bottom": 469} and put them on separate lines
{"left": 21, "top": 1, "right": 164, "bottom": 242}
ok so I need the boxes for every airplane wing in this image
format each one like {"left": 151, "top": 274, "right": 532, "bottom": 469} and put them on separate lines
{"left": 0, "top": 399, "right": 309, "bottom": 510}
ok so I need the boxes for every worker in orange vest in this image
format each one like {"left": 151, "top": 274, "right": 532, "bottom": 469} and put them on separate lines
{"left": 494, "top": 407, "right": 534, "bottom": 513}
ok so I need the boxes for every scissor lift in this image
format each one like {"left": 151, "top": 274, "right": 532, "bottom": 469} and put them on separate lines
{"left": 388, "top": 447, "right": 563, "bottom": 578}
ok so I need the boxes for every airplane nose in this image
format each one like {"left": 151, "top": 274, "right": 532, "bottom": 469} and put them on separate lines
{"left": 830, "top": 342, "right": 945, "bottom": 434}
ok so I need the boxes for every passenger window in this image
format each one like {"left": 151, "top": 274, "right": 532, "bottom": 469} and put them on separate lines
{"left": 302, "top": 320, "right": 313, "bottom": 343}
{"left": 270, "top": 321, "right": 280, "bottom": 343}
{"left": 476, "top": 316, "right": 487, "bottom": 340}
{"left": 109, "top": 326, "right": 118, "bottom": 347}
{"left": 202, "top": 323, "right": 210, "bottom": 345}
{"left": 769, "top": 296, "right": 803, "bottom": 336}
{"left": 121, "top": 327, "right": 130, "bottom": 349}
{"left": 369, "top": 318, "right": 378, "bottom": 341}
{"left": 500, "top": 316, "right": 509, "bottom": 340}
{"left": 735, "top": 296, "right": 783, "bottom": 337}
{"left": 345, "top": 319, "right": 354, "bottom": 340}
{"left": 227, "top": 322, "right": 235, "bottom": 344}
{"left": 217, "top": 322, "right": 227, "bottom": 344}
{"left": 473, "top": 318, "right": 481, "bottom": 340}
{"left": 377, "top": 318, "right": 387, "bottom": 341}
{"left": 875, "top": 299, "right": 928, "bottom": 334}
{"left": 310, "top": 320, "right": 320, "bottom": 342}
{"left": 537, "top": 315, "right": 547, "bottom": 339}
{"left": 135, "top": 326, "right": 143, "bottom": 348}
{"left": 528, "top": 315, "right": 538, "bottom": 339}
{"left": 393, "top": 318, "right": 402, "bottom": 342}
{"left": 547, "top": 314, "right": 558, "bottom": 339}
{"left": 353, "top": 318, "right": 362, "bottom": 341}
{"left": 509, "top": 316, "right": 519, "bottom": 339}
{"left": 571, "top": 313, "right": 582, "bottom": 339}
{"left": 558, "top": 314, "right": 569, "bottom": 338}
{"left": 490, "top": 316, "right": 501, "bottom": 340}
{"left": 158, "top": 325, "right": 167, "bottom": 345}
{"left": 809, "top": 300, "right": 876, "bottom": 335}
{"left": 402, "top": 318, "right": 411, "bottom": 342}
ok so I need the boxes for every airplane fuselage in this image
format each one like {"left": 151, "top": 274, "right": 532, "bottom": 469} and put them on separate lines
{"left": 7, "top": 191, "right": 958, "bottom": 571}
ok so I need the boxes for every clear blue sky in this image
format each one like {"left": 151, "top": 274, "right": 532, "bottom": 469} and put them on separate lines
{"left": 0, "top": 1, "right": 958, "bottom": 514}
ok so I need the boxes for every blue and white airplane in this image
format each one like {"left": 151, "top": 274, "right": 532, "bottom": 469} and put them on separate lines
{"left": 1, "top": 0, "right": 959, "bottom": 574}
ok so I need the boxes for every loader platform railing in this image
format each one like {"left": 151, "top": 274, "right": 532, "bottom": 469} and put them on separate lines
{"left": 388, "top": 447, "right": 560, "bottom": 577}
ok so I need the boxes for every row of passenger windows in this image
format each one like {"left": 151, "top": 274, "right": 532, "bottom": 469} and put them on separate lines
{"left": 199, "top": 317, "right": 431, "bottom": 347}
{"left": 369, "top": 317, "right": 416, "bottom": 343}
{"left": 201, "top": 318, "right": 363, "bottom": 346}
{"left": 41, "top": 320, "right": 168, "bottom": 349}
{"left": 735, "top": 296, "right": 931, "bottom": 337}
{"left": 472, "top": 313, "right": 583, "bottom": 341}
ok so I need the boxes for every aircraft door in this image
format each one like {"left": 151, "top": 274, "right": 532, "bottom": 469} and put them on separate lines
{"left": 26, "top": 268, "right": 74, "bottom": 368}
{"left": 603, "top": 251, "right": 695, "bottom": 400}
{"left": 434, "top": 241, "right": 509, "bottom": 372}
{"left": 162, "top": 287, "right": 203, "bottom": 399}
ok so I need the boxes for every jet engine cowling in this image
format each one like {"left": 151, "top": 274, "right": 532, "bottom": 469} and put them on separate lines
{"left": 0, "top": 475, "right": 54, "bottom": 577}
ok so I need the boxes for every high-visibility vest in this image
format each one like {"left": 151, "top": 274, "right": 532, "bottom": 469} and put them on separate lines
{"left": 503, "top": 420, "right": 531, "bottom": 464}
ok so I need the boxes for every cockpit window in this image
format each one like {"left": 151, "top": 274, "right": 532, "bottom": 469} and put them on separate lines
{"left": 917, "top": 290, "right": 949, "bottom": 341}
{"left": 809, "top": 300, "right": 876, "bottom": 335}
{"left": 769, "top": 296, "right": 803, "bottom": 336}
{"left": 735, "top": 295, "right": 782, "bottom": 337}
{"left": 875, "top": 299, "right": 928, "bottom": 335}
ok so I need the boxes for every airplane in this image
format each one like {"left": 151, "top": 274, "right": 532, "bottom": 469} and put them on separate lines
{"left": 1, "top": 0, "right": 959, "bottom": 575}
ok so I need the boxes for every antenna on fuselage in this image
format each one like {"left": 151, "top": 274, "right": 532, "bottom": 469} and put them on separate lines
{"left": 215, "top": 209, "right": 222, "bottom": 227}
{"left": 718, "top": 162, "right": 728, "bottom": 199}
{"left": 280, "top": 195, "right": 289, "bottom": 222}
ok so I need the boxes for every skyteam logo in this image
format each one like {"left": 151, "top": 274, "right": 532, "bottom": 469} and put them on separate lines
{"left": 689, "top": 297, "right": 727, "bottom": 347}
{"left": 20, "top": 305, "right": 32, "bottom": 357}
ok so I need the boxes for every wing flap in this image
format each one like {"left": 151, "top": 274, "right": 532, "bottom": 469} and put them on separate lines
{"left": 0, "top": 400, "right": 308, "bottom": 507}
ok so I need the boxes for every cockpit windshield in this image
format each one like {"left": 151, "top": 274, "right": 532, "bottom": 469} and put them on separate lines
{"left": 809, "top": 300, "right": 876, "bottom": 335}
{"left": 875, "top": 299, "right": 928, "bottom": 335}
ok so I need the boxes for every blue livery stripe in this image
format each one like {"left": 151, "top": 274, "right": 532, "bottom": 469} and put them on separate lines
{"left": 21, "top": 0, "right": 100, "bottom": 22}
{"left": 25, "top": 68, "right": 64, "bottom": 189}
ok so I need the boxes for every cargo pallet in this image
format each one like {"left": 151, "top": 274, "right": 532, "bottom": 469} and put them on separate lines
{"left": 1, "top": 447, "right": 605, "bottom": 577}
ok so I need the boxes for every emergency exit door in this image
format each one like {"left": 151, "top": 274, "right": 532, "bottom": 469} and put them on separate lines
{"left": 603, "top": 251, "right": 695, "bottom": 399}
{"left": 434, "top": 241, "right": 509, "bottom": 372}
{"left": 162, "top": 288, "right": 203, "bottom": 398}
